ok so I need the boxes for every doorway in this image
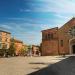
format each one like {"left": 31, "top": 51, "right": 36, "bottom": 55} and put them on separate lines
{"left": 72, "top": 45, "right": 75, "bottom": 54}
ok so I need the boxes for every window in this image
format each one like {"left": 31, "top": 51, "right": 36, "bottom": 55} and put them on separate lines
{"left": 42, "top": 34, "right": 46, "bottom": 40}
{"left": 48, "top": 34, "right": 51, "bottom": 40}
{"left": 2, "top": 44, "right": 8, "bottom": 49}
{"left": 48, "top": 33, "right": 53, "bottom": 40}
{"left": 45, "top": 34, "right": 47, "bottom": 40}
{"left": 0, "top": 43, "right": 2, "bottom": 49}
{"left": 6, "top": 33, "right": 9, "bottom": 37}
{"left": 0, "top": 32, "right": 2, "bottom": 42}
{"left": 0, "top": 36, "right": 2, "bottom": 42}
{"left": 51, "top": 34, "right": 53, "bottom": 39}
{"left": 60, "top": 40, "right": 63, "bottom": 47}
{"left": 5, "top": 44, "right": 8, "bottom": 49}
{"left": 43, "top": 33, "right": 54, "bottom": 40}
{"left": 5, "top": 38, "right": 8, "bottom": 42}
{"left": 0, "top": 32, "right": 2, "bottom": 36}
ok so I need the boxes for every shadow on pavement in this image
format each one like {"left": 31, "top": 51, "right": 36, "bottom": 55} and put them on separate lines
{"left": 28, "top": 56, "right": 75, "bottom": 75}
{"left": 29, "top": 62, "right": 50, "bottom": 65}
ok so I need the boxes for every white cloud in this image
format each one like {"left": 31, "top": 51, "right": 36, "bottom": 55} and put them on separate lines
{"left": 32, "top": 0, "right": 75, "bottom": 14}
{"left": 20, "top": 9, "right": 31, "bottom": 12}
{"left": 0, "top": 24, "right": 13, "bottom": 31}
{"left": 1, "top": 25, "right": 12, "bottom": 29}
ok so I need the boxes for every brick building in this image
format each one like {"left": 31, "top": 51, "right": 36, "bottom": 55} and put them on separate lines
{"left": 11, "top": 38, "right": 23, "bottom": 55}
{"left": 14, "top": 39, "right": 23, "bottom": 56}
{"left": 0, "top": 30, "right": 11, "bottom": 49}
{"left": 41, "top": 18, "right": 75, "bottom": 56}
{"left": 0, "top": 30, "right": 26, "bottom": 56}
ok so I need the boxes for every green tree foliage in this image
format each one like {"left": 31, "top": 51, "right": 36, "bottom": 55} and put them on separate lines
{"left": 20, "top": 48, "right": 25, "bottom": 56}
{"left": 20, "top": 45, "right": 28, "bottom": 56}
{"left": 9, "top": 38, "right": 16, "bottom": 56}
{"left": 0, "top": 48, "right": 4, "bottom": 56}
{"left": 0, "top": 44, "right": 8, "bottom": 57}
{"left": 20, "top": 45, "right": 31, "bottom": 56}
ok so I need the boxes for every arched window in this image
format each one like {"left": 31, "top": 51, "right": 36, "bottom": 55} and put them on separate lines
{"left": 60, "top": 40, "right": 63, "bottom": 47}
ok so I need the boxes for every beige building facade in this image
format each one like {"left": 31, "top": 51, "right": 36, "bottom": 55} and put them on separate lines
{"left": 0, "top": 30, "right": 11, "bottom": 49}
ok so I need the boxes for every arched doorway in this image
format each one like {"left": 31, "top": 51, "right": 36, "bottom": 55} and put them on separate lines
{"left": 69, "top": 38, "right": 75, "bottom": 54}
{"left": 72, "top": 45, "right": 75, "bottom": 54}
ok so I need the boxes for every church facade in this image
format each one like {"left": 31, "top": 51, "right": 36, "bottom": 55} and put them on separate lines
{"left": 41, "top": 18, "right": 75, "bottom": 56}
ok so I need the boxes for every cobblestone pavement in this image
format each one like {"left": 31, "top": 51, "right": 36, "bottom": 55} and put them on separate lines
{"left": 0, "top": 56, "right": 66, "bottom": 75}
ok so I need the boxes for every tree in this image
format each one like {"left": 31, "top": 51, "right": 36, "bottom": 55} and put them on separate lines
{"left": 0, "top": 44, "right": 8, "bottom": 57}
{"left": 9, "top": 38, "right": 16, "bottom": 56}
{"left": 20, "top": 48, "right": 25, "bottom": 56}
{"left": 20, "top": 45, "right": 28, "bottom": 56}
{"left": 2, "top": 44, "right": 8, "bottom": 57}
{"left": 27, "top": 45, "right": 32, "bottom": 56}
{"left": 0, "top": 48, "right": 4, "bottom": 57}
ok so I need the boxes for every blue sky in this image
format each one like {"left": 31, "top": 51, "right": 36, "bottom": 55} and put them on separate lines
{"left": 0, "top": 0, "right": 75, "bottom": 45}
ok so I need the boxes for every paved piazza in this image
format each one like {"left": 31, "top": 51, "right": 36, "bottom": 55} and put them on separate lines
{"left": 0, "top": 56, "right": 66, "bottom": 75}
